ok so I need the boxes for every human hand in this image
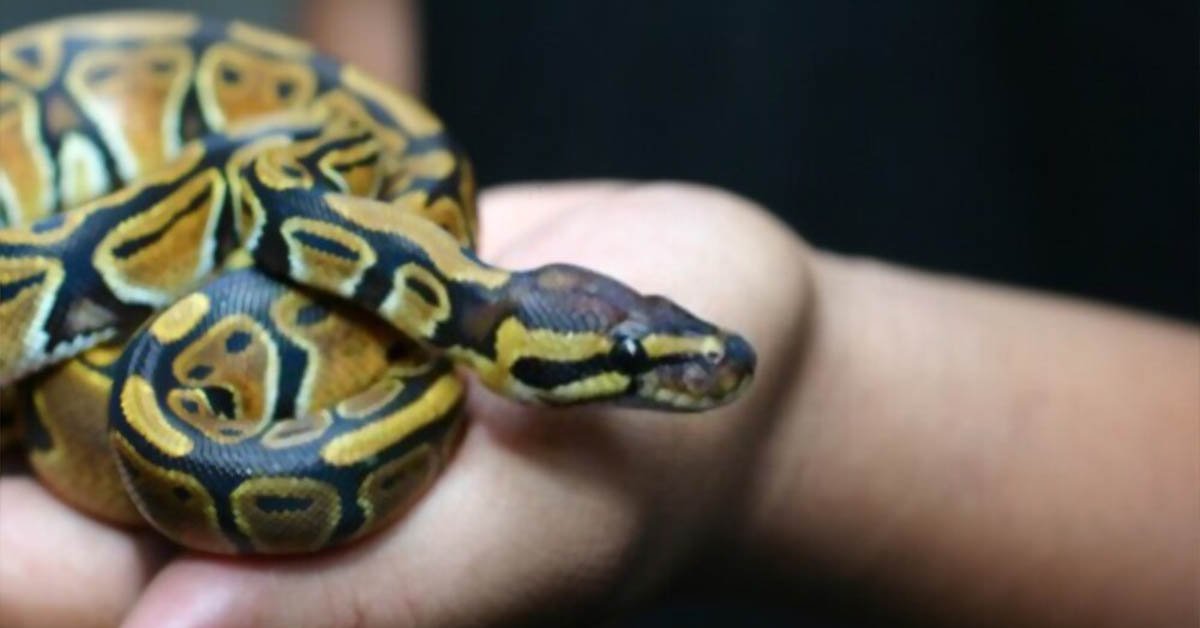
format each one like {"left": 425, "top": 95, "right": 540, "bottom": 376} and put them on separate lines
{"left": 0, "top": 181, "right": 811, "bottom": 627}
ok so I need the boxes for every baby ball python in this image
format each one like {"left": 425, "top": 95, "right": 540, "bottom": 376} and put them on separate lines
{"left": 0, "top": 12, "right": 756, "bottom": 554}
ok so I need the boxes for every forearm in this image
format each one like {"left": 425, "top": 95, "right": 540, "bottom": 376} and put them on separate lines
{"left": 300, "top": 0, "right": 422, "bottom": 94}
{"left": 742, "top": 253, "right": 1199, "bottom": 626}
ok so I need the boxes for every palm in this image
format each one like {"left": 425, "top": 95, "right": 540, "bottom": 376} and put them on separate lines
{"left": 1, "top": 182, "right": 805, "bottom": 627}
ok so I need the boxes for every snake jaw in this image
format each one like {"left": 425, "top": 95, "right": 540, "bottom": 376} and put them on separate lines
{"left": 627, "top": 331, "right": 756, "bottom": 411}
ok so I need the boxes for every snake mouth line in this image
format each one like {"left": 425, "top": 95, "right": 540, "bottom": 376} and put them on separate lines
{"left": 636, "top": 373, "right": 754, "bottom": 412}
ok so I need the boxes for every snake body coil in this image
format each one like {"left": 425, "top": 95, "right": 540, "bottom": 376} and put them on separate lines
{"left": 0, "top": 13, "right": 755, "bottom": 554}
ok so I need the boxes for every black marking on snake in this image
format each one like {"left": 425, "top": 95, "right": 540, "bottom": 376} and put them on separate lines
{"left": 405, "top": 274, "right": 439, "bottom": 306}
{"left": 385, "top": 339, "right": 415, "bottom": 362}
{"left": 276, "top": 80, "right": 295, "bottom": 100}
{"left": 85, "top": 64, "right": 118, "bottom": 85}
{"left": 609, "top": 337, "right": 651, "bottom": 373}
{"left": 14, "top": 45, "right": 40, "bottom": 67}
{"left": 290, "top": 230, "right": 359, "bottom": 261}
{"left": 110, "top": 186, "right": 212, "bottom": 259}
{"left": 379, "top": 468, "right": 410, "bottom": 491}
{"left": 32, "top": 212, "right": 66, "bottom": 233}
{"left": 295, "top": 303, "right": 329, "bottom": 325}
{"left": 256, "top": 494, "right": 313, "bottom": 513}
{"left": 311, "top": 132, "right": 375, "bottom": 154}
{"left": 331, "top": 152, "right": 380, "bottom": 173}
{"left": 178, "top": 92, "right": 209, "bottom": 143}
{"left": 150, "top": 59, "right": 176, "bottom": 74}
{"left": 224, "top": 330, "right": 252, "bottom": 353}
{"left": 18, "top": 386, "right": 54, "bottom": 451}
{"left": 0, "top": 272, "right": 46, "bottom": 302}
{"left": 510, "top": 355, "right": 612, "bottom": 390}
{"left": 219, "top": 65, "right": 240, "bottom": 84}
{"left": 187, "top": 364, "right": 213, "bottom": 380}
{"left": 180, "top": 398, "right": 200, "bottom": 414}
{"left": 172, "top": 486, "right": 192, "bottom": 502}
{"left": 203, "top": 386, "right": 236, "bottom": 418}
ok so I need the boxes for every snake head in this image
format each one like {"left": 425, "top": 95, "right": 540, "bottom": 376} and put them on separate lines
{"left": 497, "top": 265, "right": 756, "bottom": 411}
{"left": 604, "top": 304, "right": 756, "bottom": 411}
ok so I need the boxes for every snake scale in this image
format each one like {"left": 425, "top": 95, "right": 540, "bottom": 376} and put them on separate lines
{"left": 0, "top": 13, "right": 755, "bottom": 554}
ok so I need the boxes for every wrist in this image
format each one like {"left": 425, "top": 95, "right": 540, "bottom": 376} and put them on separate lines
{"left": 728, "top": 252, "right": 909, "bottom": 587}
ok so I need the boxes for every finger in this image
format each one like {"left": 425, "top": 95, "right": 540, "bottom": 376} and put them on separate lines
{"left": 0, "top": 477, "right": 170, "bottom": 628}
{"left": 477, "top": 180, "right": 631, "bottom": 257}
{"left": 122, "top": 409, "right": 646, "bottom": 628}
{"left": 489, "top": 181, "right": 805, "bottom": 336}
{"left": 299, "top": 0, "right": 423, "bottom": 94}
{"left": 123, "top": 182, "right": 802, "bottom": 628}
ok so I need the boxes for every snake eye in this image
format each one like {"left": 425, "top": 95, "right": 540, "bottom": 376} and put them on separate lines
{"left": 610, "top": 336, "right": 649, "bottom": 373}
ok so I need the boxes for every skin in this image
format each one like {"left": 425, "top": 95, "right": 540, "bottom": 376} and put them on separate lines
{"left": 1, "top": 181, "right": 1195, "bottom": 627}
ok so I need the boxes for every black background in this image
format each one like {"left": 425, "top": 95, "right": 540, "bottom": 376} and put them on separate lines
{"left": 425, "top": 1, "right": 1197, "bottom": 322}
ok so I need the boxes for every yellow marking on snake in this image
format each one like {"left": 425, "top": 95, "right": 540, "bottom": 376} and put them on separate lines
{"left": 167, "top": 314, "right": 278, "bottom": 442}
{"left": 261, "top": 410, "right": 333, "bottom": 449}
{"left": 487, "top": 317, "right": 612, "bottom": 389}
{"left": 322, "top": 373, "right": 460, "bottom": 466}
{"left": 318, "top": 89, "right": 407, "bottom": 154}
{"left": 0, "top": 142, "right": 205, "bottom": 247}
{"left": 253, "top": 145, "right": 315, "bottom": 190}
{"left": 341, "top": 65, "right": 442, "bottom": 136}
{"left": 195, "top": 42, "right": 318, "bottom": 130}
{"left": 65, "top": 43, "right": 194, "bottom": 180}
{"left": 28, "top": 352, "right": 142, "bottom": 524}
{"left": 552, "top": 372, "right": 631, "bottom": 400}
{"left": 337, "top": 373, "right": 407, "bottom": 420}
{"left": 280, "top": 217, "right": 379, "bottom": 296}
{"left": 270, "top": 289, "right": 392, "bottom": 413}
{"left": 0, "top": 27, "right": 63, "bottom": 89}
{"left": 641, "top": 334, "right": 724, "bottom": 359}
{"left": 57, "top": 12, "right": 199, "bottom": 40}
{"left": 387, "top": 193, "right": 473, "bottom": 247}
{"left": 119, "top": 375, "right": 193, "bottom": 456}
{"left": 231, "top": 476, "right": 340, "bottom": 554}
{"left": 77, "top": 339, "right": 126, "bottom": 367}
{"left": 317, "top": 134, "right": 384, "bottom": 196}
{"left": 94, "top": 168, "right": 225, "bottom": 306}
{"left": 57, "top": 132, "right": 112, "bottom": 209}
{"left": 356, "top": 443, "right": 438, "bottom": 531}
{"left": 224, "top": 133, "right": 293, "bottom": 246}
{"left": 0, "top": 81, "right": 56, "bottom": 225}
{"left": 111, "top": 431, "right": 233, "bottom": 553}
{"left": 0, "top": 256, "right": 65, "bottom": 374}
{"left": 228, "top": 21, "right": 312, "bottom": 58}
{"left": 324, "top": 194, "right": 509, "bottom": 288}
{"left": 381, "top": 262, "right": 451, "bottom": 337}
{"left": 149, "top": 292, "right": 211, "bottom": 343}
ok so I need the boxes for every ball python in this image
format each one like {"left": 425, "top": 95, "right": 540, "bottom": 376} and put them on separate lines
{"left": 0, "top": 12, "right": 756, "bottom": 554}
